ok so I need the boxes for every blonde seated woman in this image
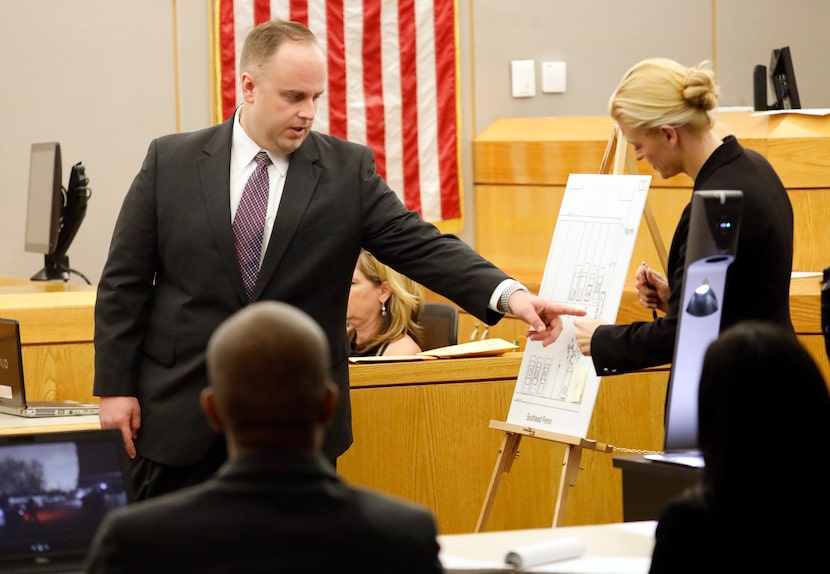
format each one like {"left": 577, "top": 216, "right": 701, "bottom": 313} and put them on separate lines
{"left": 347, "top": 250, "right": 425, "bottom": 357}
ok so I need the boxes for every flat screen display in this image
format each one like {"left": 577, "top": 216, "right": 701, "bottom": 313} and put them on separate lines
{"left": 24, "top": 142, "right": 62, "bottom": 255}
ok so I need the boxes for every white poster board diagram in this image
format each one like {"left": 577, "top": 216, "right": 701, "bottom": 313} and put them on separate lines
{"left": 505, "top": 173, "right": 651, "bottom": 438}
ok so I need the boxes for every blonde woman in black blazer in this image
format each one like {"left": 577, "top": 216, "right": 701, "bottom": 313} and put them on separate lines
{"left": 575, "top": 58, "right": 794, "bottom": 375}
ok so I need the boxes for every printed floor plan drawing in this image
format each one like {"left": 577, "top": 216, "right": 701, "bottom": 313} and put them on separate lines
{"left": 505, "top": 173, "right": 651, "bottom": 439}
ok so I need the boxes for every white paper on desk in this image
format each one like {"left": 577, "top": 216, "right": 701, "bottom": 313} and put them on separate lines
{"left": 505, "top": 537, "right": 585, "bottom": 569}
{"left": 439, "top": 553, "right": 510, "bottom": 572}
{"left": 531, "top": 556, "right": 651, "bottom": 574}
{"left": 752, "top": 108, "right": 830, "bottom": 117}
{"left": 791, "top": 271, "right": 823, "bottom": 279}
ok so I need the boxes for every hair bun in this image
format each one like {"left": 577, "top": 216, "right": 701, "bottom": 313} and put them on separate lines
{"left": 683, "top": 67, "right": 719, "bottom": 111}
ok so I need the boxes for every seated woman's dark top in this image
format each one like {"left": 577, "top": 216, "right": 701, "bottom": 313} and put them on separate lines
{"left": 349, "top": 340, "right": 390, "bottom": 357}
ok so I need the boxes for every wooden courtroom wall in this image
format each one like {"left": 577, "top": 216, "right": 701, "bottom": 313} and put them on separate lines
{"left": 472, "top": 112, "right": 830, "bottom": 289}
{"left": 339, "top": 353, "right": 671, "bottom": 534}
{"left": 0, "top": 278, "right": 98, "bottom": 405}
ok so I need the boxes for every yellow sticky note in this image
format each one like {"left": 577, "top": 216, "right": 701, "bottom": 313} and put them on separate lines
{"left": 567, "top": 368, "right": 588, "bottom": 403}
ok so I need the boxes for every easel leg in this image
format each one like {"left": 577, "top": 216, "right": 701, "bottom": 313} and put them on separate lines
{"left": 475, "top": 432, "right": 522, "bottom": 532}
{"left": 552, "top": 445, "right": 583, "bottom": 527}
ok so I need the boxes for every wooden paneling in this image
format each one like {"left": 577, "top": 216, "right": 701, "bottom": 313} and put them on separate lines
{"left": 0, "top": 281, "right": 97, "bottom": 403}
{"left": 20, "top": 343, "right": 96, "bottom": 403}
{"left": 339, "top": 353, "right": 670, "bottom": 534}
{"left": 473, "top": 183, "right": 689, "bottom": 287}
{"left": 790, "top": 189, "right": 830, "bottom": 272}
{"left": 474, "top": 112, "right": 830, "bottom": 281}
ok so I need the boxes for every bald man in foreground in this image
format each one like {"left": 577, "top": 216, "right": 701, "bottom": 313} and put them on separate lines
{"left": 85, "top": 301, "right": 443, "bottom": 573}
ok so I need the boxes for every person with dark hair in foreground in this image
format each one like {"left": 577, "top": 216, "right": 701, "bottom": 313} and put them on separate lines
{"left": 85, "top": 301, "right": 443, "bottom": 574}
{"left": 648, "top": 320, "right": 830, "bottom": 573}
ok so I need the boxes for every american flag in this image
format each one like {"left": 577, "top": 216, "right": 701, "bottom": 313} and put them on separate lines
{"left": 211, "top": 0, "right": 462, "bottom": 229}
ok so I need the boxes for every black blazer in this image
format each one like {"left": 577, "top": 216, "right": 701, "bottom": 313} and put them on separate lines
{"left": 93, "top": 115, "right": 509, "bottom": 465}
{"left": 83, "top": 451, "right": 444, "bottom": 574}
{"left": 590, "top": 135, "right": 794, "bottom": 375}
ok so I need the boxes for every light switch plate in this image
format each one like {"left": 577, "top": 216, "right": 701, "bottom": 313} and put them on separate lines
{"left": 542, "top": 61, "right": 567, "bottom": 93}
{"left": 511, "top": 59, "right": 536, "bottom": 98}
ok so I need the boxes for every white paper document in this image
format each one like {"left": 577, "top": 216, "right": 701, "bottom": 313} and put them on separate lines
{"left": 440, "top": 522, "right": 656, "bottom": 574}
{"left": 439, "top": 555, "right": 649, "bottom": 574}
{"left": 505, "top": 173, "right": 651, "bottom": 439}
{"left": 505, "top": 537, "right": 585, "bottom": 569}
{"left": 528, "top": 556, "right": 650, "bottom": 573}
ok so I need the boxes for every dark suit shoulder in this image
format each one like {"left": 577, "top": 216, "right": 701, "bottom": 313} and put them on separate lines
{"left": 153, "top": 121, "right": 226, "bottom": 146}
{"left": 300, "top": 130, "right": 374, "bottom": 164}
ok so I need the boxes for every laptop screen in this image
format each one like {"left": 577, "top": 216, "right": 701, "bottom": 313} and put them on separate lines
{"left": 0, "top": 317, "right": 26, "bottom": 410}
{"left": 0, "top": 429, "right": 133, "bottom": 571}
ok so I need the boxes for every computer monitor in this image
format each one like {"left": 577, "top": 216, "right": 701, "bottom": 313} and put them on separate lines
{"left": 24, "top": 142, "right": 62, "bottom": 259}
{"left": 24, "top": 142, "right": 91, "bottom": 282}
{"left": 753, "top": 46, "right": 801, "bottom": 111}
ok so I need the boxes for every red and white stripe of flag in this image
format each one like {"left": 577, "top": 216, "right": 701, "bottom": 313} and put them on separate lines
{"left": 213, "top": 0, "right": 462, "bottom": 228}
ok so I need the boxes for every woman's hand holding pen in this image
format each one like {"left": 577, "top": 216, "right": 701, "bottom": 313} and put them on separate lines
{"left": 574, "top": 263, "right": 669, "bottom": 355}
{"left": 637, "top": 262, "right": 669, "bottom": 318}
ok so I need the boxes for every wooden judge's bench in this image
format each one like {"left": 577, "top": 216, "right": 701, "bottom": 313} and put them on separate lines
{"left": 436, "top": 111, "right": 830, "bottom": 368}
{"left": 471, "top": 111, "right": 830, "bottom": 282}
{"left": 1, "top": 112, "right": 829, "bottom": 536}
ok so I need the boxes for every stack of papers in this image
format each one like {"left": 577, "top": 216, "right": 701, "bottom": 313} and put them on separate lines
{"left": 419, "top": 338, "right": 518, "bottom": 358}
{"left": 349, "top": 338, "right": 518, "bottom": 363}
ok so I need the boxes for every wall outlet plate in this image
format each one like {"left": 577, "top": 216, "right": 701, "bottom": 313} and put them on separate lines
{"left": 511, "top": 59, "right": 536, "bottom": 98}
{"left": 542, "top": 61, "right": 567, "bottom": 93}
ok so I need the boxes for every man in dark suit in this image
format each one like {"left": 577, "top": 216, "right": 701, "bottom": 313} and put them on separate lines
{"left": 93, "top": 18, "right": 586, "bottom": 500}
{"left": 85, "top": 301, "right": 444, "bottom": 574}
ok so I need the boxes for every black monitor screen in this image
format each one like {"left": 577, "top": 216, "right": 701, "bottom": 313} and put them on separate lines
{"left": 769, "top": 46, "right": 801, "bottom": 110}
{"left": 24, "top": 142, "right": 62, "bottom": 256}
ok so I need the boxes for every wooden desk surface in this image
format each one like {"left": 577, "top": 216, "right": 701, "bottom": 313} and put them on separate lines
{"left": 348, "top": 353, "right": 524, "bottom": 388}
{"left": 439, "top": 520, "right": 656, "bottom": 571}
{"left": 0, "top": 413, "right": 100, "bottom": 436}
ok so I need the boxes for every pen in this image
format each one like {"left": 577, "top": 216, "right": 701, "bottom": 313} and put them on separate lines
{"left": 642, "top": 261, "right": 658, "bottom": 320}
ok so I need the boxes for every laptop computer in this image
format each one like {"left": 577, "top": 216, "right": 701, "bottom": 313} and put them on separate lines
{"left": 0, "top": 428, "right": 134, "bottom": 573}
{"left": 0, "top": 318, "right": 99, "bottom": 418}
{"left": 644, "top": 450, "right": 704, "bottom": 469}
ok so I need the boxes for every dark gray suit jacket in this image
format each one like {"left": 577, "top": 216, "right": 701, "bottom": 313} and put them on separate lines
{"left": 93, "top": 115, "right": 508, "bottom": 465}
{"left": 83, "top": 451, "right": 444, "bottom": 573}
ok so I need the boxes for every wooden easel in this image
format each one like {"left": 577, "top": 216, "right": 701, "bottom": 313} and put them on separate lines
{"left": 600, "top": 125, "right": 668, "bottom": 272}
{"left": 475, "top": 421, "right": 612, "bottom": 531}
{"left": 475, "top": 128, "right": 666, "bottom": 533}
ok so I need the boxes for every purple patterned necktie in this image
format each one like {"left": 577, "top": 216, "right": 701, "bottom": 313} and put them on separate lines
{"left": 234, "top": 150, "right": 271, "bottom": 299}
